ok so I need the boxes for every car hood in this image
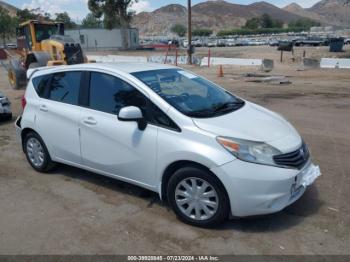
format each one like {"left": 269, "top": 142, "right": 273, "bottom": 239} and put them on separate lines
{"left": 192, "top": 102, "right": 302, "bottom": 152}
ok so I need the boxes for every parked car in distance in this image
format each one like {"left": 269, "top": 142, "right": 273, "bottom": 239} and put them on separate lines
{"left": 192, "top": 39, "right": 203, "bottom": 47}
{"left": 16, "top": 63, "right": 321, "bottom": 227}
{"left": 217, "top": 39, "right": 226, "bottom": 47}
{"left": 247, "top": 39, "right": 266, "bottom": 46}
{"left": 0, "top": 91, "right": 12, "bottom": 121}
{"left": 225, "top": 39, "right": 236, "bottom": 47}
{"left": 344, "top": 38, "right": 350, "bottom": 45}
{"left": 268, "top": 39, "right": 279, "bottom": 46}
{"left": 236, "top": 39, "right": 249, "bottom": 46}
{"left": 5, "top": 43, "right": 17, "bottom": 49}
{"left": 207, "top": 39, "right": 218, "bottom": 48}
{"left": 294, "top": 37, "right": 329, "bottom": 47}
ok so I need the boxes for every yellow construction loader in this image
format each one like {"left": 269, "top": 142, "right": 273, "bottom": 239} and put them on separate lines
{"left": 8, "top": 20, "right": 86, "bottom": 89}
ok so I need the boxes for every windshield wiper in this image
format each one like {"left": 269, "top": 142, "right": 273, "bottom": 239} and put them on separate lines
{"left": 213, "top": 101, "right": 245, "bottom": 113}
{"left": 187, "top": 101, "right": 245, "bottom": 118}
{"left": 186, "top": 109, "right": 215, "bottom": 118}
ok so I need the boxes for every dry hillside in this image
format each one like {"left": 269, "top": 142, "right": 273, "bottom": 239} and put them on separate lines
{"left": 284, "top": 0, "right": 350, "bottom": 27}
{"left": 133, "top": 0, "right": 303, "bottom": 36}
{"left": 0, "top": 1, "right": 19, "bottom": 17}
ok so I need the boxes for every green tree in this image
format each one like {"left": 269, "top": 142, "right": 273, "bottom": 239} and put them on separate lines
{"left": 289, "top": 18, "right": 320, "bottom": 30}
{"left": 0, "top": 7, "right": 16, "bottom": 46}
{"left": 245, "top": 17, "right": 260, "bottom": 29}
{"left": 192, "top": 28, "right": 213, "bottom": 37}
{"left": 16, "top": 8, "right": 37, "bottom": 23}
{"left": 88, "top": 0, "right": 137, "bottom": 49}
{"left": 55, "top": 12, "right": 76, "bottom": 29}
{"left": 260, "top": 13, "right": 273, "bottom": 28}
{"left": 88, "top": 0, "right": 137, "bottom": 29}
{"left": 82, "top": 13, "right": 101, "bottom": 28}
{"left": 245, "top": 14, "right": 284, "bottom": 29}
{"left": 272, "top": 19, "right": 283, "bottom": 29}
{"left": 171, "top": 24, "right": 187, "bottom": 37}
{"left": 29, "top": 8, "right": 52, "bottom": 21}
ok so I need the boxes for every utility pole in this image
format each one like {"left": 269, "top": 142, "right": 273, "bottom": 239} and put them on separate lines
{"left": 187, "top": 0, "right": 192, "bottom": 65}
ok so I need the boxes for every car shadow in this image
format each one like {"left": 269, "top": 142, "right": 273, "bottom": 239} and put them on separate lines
{"left": 52, "top": 164, "right": 166, "bottom": 208}
{"left": 50, "top": 164, "right": 323, "bottom": 232}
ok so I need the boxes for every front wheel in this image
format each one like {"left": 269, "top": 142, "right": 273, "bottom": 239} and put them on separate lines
{"left": 167, "top": 166, "right": 229, "bottom": 227}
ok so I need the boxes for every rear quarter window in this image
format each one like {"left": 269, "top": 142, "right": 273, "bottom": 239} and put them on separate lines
{"left": 32, "top": 74, "right": 51, "bottom": 98}
{"left": 48, "top": 71, "right": 81, "bottom": 105}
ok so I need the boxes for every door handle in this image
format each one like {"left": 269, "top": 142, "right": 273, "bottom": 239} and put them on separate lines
{"left": 82, "top": 117, "right": 97, "bottom": 125}
{"left": 39, "top": 105, "right": 48, "bottom": 112}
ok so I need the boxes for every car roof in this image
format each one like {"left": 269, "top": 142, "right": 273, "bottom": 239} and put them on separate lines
{"left": 28, "top": 62, "right": 178, "bottom": 79}
{"left": 83, "top": 62, "right": 177, "bottom": 73}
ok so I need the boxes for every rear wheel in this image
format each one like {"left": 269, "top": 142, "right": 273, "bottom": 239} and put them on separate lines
{"left": 23, "top": 132, "right": 56, "bottom": 172}
{"left": 167, "top": 166, "right": 229, "bottom": 227}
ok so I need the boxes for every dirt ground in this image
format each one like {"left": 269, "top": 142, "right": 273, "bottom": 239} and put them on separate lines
{"left": 0, "top": 46, "right": 350, "bottom": 255}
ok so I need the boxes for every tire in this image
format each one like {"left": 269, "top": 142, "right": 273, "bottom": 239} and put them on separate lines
{"left": 167, "top": 166, "right": 229, "bottom": 227}
{"left": 23, "top": 131, "right": 56, "bottom": 173}
{"left": 8, "top": 59, "right": 26, "bottom": 90}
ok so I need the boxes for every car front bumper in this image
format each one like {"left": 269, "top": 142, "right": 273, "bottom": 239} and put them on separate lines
{"left": 211, "top": 159, "right": 321, "bottom": 217}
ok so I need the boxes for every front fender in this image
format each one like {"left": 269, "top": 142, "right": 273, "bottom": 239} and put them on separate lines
{"left": 155, "top": 126, "right": 235, "bottom": 197}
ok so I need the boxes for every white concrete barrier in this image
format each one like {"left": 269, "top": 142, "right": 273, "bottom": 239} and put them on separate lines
{"left": 320, "top": 58, "right": 350, "bottom": 69}
{"left": 147, "top": 56, "right": 200, "bottom": 65}
{"left": 87, "top": 55, "right": 147, "bottom": 63}
{"left": 201, "top": 57, "right": 262, "bottom": 67}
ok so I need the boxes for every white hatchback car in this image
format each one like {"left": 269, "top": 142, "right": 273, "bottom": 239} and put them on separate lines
{"left": 16, "top": 63, "right": 321, "bottom": 227}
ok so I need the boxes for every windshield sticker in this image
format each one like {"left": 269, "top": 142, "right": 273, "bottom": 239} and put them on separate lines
{"left": 178, "top": 71, "right": 198, "bottom": 79}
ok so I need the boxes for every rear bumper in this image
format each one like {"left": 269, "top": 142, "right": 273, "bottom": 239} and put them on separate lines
{"left": 211, "top": 160, "right": 321, "bottom": 217}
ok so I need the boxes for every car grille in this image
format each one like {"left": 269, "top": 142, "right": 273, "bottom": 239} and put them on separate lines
{"left": 273, "top": 142, "right": 310, "bottom": 169}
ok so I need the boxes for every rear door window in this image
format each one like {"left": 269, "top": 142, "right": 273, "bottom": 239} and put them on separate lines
{"left": 48, "top": 71, "right": 81, "bottom": 105}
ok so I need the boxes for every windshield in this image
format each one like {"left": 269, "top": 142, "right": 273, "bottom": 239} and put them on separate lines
{"left": 34, "top": 24, "right": 60, "bottom": 42}
{"left": 132, "top": 69, "right": 245, "bottom": 118}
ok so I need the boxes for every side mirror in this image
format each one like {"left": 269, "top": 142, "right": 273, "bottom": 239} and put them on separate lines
{"left": 118, "top": 106, "right": 147, "bottom": 131}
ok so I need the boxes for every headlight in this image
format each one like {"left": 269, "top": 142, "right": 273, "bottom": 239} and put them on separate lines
{"left": 216, "top": 136, "right": 282, "bottom": 166}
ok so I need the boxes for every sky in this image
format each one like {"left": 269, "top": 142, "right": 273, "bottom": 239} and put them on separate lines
{"left": 7, "top": 0, "right": 322, "bottom": 22}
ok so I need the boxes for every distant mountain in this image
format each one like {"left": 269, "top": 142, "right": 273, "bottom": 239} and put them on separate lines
{"left": 246, "top": 1, "right": 301, "bottom": 21}
{"left": 284, "top": 0, "right": 350, "bottom": 27}
{"left": 133, "top": 4, "right": 188, "bottom": 37}
{"left": 283, "top": 3, "right": 323, "bottom": 22}
{"left": 0, "top": 1, "right": 19, "bottom": 17}
{"left": 308, "top": 0, "right": 350, "bottom": 27}
{"left": 133, "top": 0, "right": 303, "bottom": 36}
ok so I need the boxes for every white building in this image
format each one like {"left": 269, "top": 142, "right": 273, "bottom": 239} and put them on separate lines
{"left": 65, "top": 28, "right": 139, "bottom": 50}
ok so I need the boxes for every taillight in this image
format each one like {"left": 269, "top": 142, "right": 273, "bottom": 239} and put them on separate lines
{"left": 21, "top": 96, "right": 27, "bottom": 110}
